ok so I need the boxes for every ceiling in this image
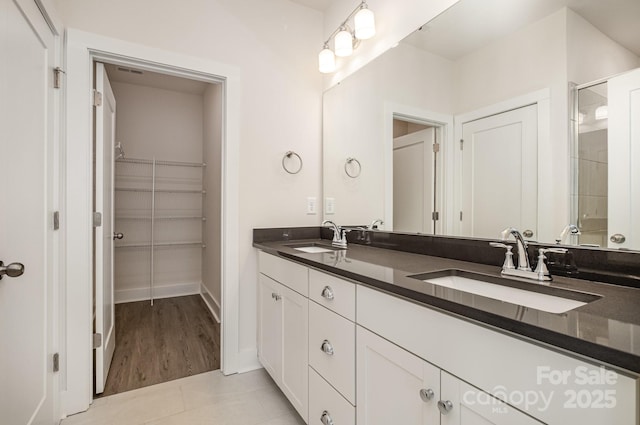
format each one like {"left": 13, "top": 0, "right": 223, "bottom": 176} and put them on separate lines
{"left": 403, "top": 0, "right": 640, "bottom": 60}
{"left": 289, "top": 0, "right": 335, "bottom": 12}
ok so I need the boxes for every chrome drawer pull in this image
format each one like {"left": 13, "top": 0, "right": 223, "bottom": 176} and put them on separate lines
{"left": 420, "top": 388, "right": 435, "bottom": 402}
{"left": 320, "top": 410, "right": 334, "bottom": 425}
{"left": 437, "top": 399, "right": 454, "bottom": 415}
{"left": 321, "top": 285, "right": 335, "bottom": 300}
{"left": 321, "top": 339, "right": 334, "bottom": 355}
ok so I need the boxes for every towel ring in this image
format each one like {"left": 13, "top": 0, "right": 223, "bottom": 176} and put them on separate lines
{"left": 344, "top": 157, "right": 361, "bottom": 178}
{"left": 282, "top": 151, "right": 303, "bottom": 174}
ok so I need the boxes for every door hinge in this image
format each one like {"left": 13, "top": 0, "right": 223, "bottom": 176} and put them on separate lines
{"left": 53, "top": 211, "right": 60, "bottom": 231}
{"left": 93, "top": 90, "right": 103, "bottom": 107}
{"left": 460, "top": 139, "right": 464, "bottom": 150}
{"left": 432, "top": 143, "right": 440, "bottom": 153}
{"left": 93, "top": 333, "right": 102, "bottom": 349}
{"left": 93, "top": 212, "right": 102, "bottom": 227}
{"left": 53, "top": 67, "right": 65, "bottom": 89}
{"left": 432, "top": 211, "right": 439, "bottom": 221}
{"left": 460, "top": 211, "right": 463, "bottom": 221}
{"left": 53, "top": 353, "right": 60, "bottom": 372}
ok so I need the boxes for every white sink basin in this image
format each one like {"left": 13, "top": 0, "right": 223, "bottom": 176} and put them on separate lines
{"left": 414, "top": 271, "right": 599, "bottom": 314}
{"left": 293, "top": 246, "right": 335, "bottom": 254}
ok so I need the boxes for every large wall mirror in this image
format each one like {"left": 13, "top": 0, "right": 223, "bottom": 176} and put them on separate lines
{"left": 323, "top": 0, "right": 640, "bottom": 250}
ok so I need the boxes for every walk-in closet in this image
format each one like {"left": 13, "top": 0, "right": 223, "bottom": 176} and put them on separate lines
{"left": 95, "top": 63, "right": 222, "bottom": 396}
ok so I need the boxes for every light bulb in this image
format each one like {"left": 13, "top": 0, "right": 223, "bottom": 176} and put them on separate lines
{"left": 318, "top": 46, "right": 336, "bottom": 73}
{"left": 334, "top": 28, "right": 353, "bottom": 57}
{"left": 354, "top": 6, "right": 375, "bottom": 40}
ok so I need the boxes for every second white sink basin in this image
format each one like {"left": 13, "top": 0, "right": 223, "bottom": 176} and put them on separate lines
{"left": 410, "top": 270, "right": 601, "bottom": 314}
{"left": 293, "top": 246, "right": 335, "bottom": 253}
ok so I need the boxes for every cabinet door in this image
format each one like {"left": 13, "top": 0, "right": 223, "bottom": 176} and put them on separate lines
{"left": 258, "top": 274, "right": 282, "bottom": 381}
{"left": 439, "top": 371, "right": 542, "bottom": 425}
{"left": 281, "top": 283, "right": 309, "bottom": 422}
{"left": 357, "top": 326, "right": 440, "bottom": 425}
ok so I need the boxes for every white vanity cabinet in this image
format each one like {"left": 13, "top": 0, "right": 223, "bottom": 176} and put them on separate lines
{"left": 356, "top": 326, "right": 541, "bottom": 425}
{"left": 258, "top": 252, "right": 309, "bottom": 422}
{"left": 257, "top": 250, "right": 638, "bottom": 425}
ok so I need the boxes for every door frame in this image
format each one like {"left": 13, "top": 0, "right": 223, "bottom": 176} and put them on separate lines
{"left": 453, "top": 88, "right": 551, "bottom": 241}
{"left": 384, "top": 103, "right": 453, "bottom": 234}
{"left": 63, "top": 29, "right": 241, "bottom": 415}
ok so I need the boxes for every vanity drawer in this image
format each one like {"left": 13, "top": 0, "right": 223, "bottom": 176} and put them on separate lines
{"left": 259, "top": 251, "right": 308, "bottom": 296}
{"left": 309, "top": 367, "right": 355, "bottom": 425}
{"left": 309, "top": 269, "right": 355, "bottom": 321}
{"left": 309, "top": 301, "right": 356, "bottom": 404}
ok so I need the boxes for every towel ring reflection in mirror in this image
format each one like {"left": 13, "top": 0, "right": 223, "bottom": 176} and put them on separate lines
{"left": 345, "top": 157, "right": 361, "bottom": 178}
{"left": 282, "top": 151, "right": 303, "bottom": 174}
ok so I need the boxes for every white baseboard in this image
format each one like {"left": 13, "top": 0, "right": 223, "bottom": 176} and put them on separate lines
{"left": 200, "top": 284, "right": 221, "bottom": 323}
{"left": 114, "top": 281, "right": 201, "bottom": 304}
{"left": 236, "top": 348, "right": 262, "bottom": 373}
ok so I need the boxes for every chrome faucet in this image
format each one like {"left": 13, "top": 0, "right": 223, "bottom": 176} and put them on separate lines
{"left": 558, "top": 224, "right": 581, "bottom": 245}
{"left": 322, "top": 220, "right": 348, "bottom": 248}
{"left": 501, "top": 227, "right": 531, "bottom": 271}
{"left": 491, "top": 227, "right": 568, "bottom": 283}
{"left": 368, "top": 219, "right": 384, "bottom": 230}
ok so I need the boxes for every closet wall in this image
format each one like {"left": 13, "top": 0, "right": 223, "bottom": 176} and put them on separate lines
{"left": 110, "top": 70, "right": 221, "bottom": 311}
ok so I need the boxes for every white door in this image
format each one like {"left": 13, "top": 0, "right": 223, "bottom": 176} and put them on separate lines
{"left": 393, "top": 128, "right": 436, "bottom": 234}
{"left": 608, "top": 68, "right": 640, "bottom": 250}
{"left": 460, "top": 105, "right": 537, "bottom": 240}
{"left": 94, "top": 62, "right": 116, "bottom": 394}
{"left": 257, "top": 274, "right": 282, "bottom": 380}
{"left": 0, "top": 0, "right": 57, "bottom": 423}
{"left": 280, "top": 283, "right": 308, "bottom": 422}
{"left": 440, "top": 371, "right": 543, "bottom": 425}
{"left": 356, "top": 326, "right": 440, "bottom": 425}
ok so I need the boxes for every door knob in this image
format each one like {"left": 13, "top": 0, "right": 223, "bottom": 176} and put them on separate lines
{"left": 420, "top": 388, "right": 435, "bottom": 402}
{"left": 610, "top": 233, "right": 626, "bottom": 244}
{"left": 0, "top": 261, "right": 25, "bottom": 280}
{"left": 320, "top": 410, "right": 334, "bottom": 425}
{"left": 321, "top": 285, "right": 335, "bottom": 300}
{"left": 321, "top": 340, "right": 335, "bottom": 355}
{"left": 523, "top": 229, "right": 534, "bottom": 238}
{"left": 113, "top": 232, "right": 124, "bottom": 240}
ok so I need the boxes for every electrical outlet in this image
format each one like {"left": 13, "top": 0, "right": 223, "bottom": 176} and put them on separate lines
{"left": 307, "top": 197, "right": 317, "bottom": 215}
{"left": 325, "top": 197, "right": 335, "bottom": 215}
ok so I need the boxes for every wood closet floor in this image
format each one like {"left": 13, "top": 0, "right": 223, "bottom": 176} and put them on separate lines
{"left": 99, "top": 295, "right": 220, "bottom": 397}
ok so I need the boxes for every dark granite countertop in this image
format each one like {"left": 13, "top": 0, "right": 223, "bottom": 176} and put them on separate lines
{"left": 254, "top": 238, "right": 640, "bottom": 375}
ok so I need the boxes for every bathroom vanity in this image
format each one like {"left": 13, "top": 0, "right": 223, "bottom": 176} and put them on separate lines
{"left": 254, "top": 230, "right": 639, "bottom": 425}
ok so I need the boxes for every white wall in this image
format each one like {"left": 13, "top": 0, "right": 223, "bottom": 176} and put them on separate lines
{"left": 203, "top": 83, "right": 223, "bottom": 320}
{"left": 566, "top": 8, "right": 640, "bottom": 85}
{"left": 53, "top": 0, "right": 324, "bottom": 374}
{"left": 111, "top": 82, "right": 204, "bottom": 162}
{"left": 323, "top": 42, "right": 454, "bottom": 225}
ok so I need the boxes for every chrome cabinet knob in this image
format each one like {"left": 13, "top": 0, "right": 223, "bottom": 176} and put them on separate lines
{"left": 321, "top": 285, "right": 335, "bottom": 300}
{"left": 320, "top": 410, "right": 334, "bottom": 425}
{"left": 420, "top": 388, "right": 435, "bottom": 402}
{"left": 437, "top": 400, "right": 454, "bottom": 415}
{"left": 271, "top": 292, "right": 281, "bottom": 301}
{"left": 321, "top": 339, "right": 334, "bottom": 355}
{"left": 523, "top": 229, "right": 534, "bottom": 238}
{"left": 113, "top": 232, "right": 124, "bottom": 240}
{"left": 610, "top": 233, "right": 626, "bottom": 244}
{"left": 0, "top": 261, "right": 25, "bottom": 280}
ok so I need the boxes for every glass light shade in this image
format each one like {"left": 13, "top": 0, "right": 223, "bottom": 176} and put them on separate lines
{"left": 334, "top": 29, "right": 353, "bottom": 57}
{"left": 318, "top": 47, "right": 336, "bottom": 73}
{"left": 354, "top": 7, "right": 376, "bottom": 40}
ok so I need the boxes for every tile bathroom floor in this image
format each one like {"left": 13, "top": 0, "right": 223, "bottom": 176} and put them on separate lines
{"left": 62, "top": 369, "right": 305, "bottom": 425}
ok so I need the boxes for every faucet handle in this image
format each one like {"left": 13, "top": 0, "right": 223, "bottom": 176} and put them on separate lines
{"left": 534, "top": 248, "right": 568, "bottom": 281}
{"left": 489, "top": 242, "right": 515, "bottom": 270}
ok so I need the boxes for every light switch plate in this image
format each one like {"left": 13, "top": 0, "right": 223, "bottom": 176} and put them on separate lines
{"left": 325, "top": 197, "right": 335, "bottom": 215}
{"left": 307, "top": 197, "right": 317, "bottom": 215}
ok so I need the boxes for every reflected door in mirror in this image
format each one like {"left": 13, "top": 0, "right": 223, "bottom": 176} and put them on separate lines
{"left": 460, "top": 104, "right": 538, "bottom": 239}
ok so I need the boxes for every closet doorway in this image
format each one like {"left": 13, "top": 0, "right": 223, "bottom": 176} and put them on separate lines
{"left": 93, "top": 61, "right": 223, "bottom": 396}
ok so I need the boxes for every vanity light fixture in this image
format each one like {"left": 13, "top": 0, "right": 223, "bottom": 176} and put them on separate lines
{"left": 318, "top": 0, "right": 376, "bottom": 73}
